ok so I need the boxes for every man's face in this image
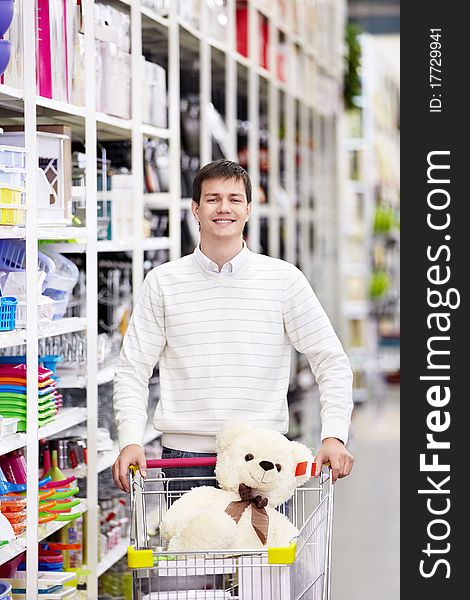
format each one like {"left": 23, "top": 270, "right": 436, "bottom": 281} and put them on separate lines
{"left": 192, "top": 177, "right": 251, "bottom": 242}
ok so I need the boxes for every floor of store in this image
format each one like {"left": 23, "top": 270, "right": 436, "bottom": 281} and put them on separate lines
{"left": 332, "top": 384, "right": 400, "bottom": 600}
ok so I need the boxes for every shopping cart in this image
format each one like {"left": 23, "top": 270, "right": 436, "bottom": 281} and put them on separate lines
{"left": 127, "top": 457, "right": 335, "bottom": 600}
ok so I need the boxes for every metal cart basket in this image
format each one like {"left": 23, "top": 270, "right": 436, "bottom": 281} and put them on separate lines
{"left": 128, "top": 457, "right": 335, "bottom": 600}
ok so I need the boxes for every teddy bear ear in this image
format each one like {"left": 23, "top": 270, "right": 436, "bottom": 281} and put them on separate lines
{"left": 216, "top": 420, "right": 253, "bottom": 453}
{"left": 290, "top": 440, "right": 315, "bottom": 465}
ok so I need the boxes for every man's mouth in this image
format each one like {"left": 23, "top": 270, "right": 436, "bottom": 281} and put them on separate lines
{"left": 212, "top": 219, "right": 235, "bottom": 223}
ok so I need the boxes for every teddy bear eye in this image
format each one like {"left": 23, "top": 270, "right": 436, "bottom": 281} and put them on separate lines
{"left": 275, "top": 464, "right": 282, "bottom": 472}
{"left": 245, "top": 454, "right": 254, "bottom": 461}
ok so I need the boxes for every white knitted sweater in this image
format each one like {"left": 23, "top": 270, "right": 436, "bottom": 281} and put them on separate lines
{"left": 113, "top": 250, "right": 353, "bottom": 451}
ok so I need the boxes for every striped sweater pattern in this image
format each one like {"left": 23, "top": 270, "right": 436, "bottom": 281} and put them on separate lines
{"left": 113, "top": 250, "right": 353, "bottom": 451}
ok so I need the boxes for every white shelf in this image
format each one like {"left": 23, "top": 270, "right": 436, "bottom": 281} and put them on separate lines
{"left": 96, "top": 112, "right": 132, "bottom": 134}
{"left": 0, "top": 226, "right": 85, "bottom": 242}
{"left": 0, "top": 329, "right": 25, "bottom": 350}
{"left": 43, "top": 243, "right": 87, "bottom": 254}
{"left": 97, "top": 240, "right": 134, "bottom": 252}
{"left": 144, "top": 193, "right": 172, "bottom": 209}
{"left": 0, "top": 83, "right": 23, "bottom": 101}
{"left": 141, "top": 5, "right": 169, "bottom": 28}
{"left": 56, "top": 362, "right": 117, "bottom": 389}
{"left": 141, "top": 124, "right": 171, "bottom": 139}
{"left": 37, "top": 407, "right": 87, "bottom": 440}
{"left": 0, "top": 320, "right": 85, "bottom": 349}
{"left": 38, "top": 227, "right": 87, "bottom": 241}
{"left": 0, "top": 225, "right": 25, "bottom": 239}
{"left": 0, "top": 500, "right": 87, "bottom": 567}
{"left": 343, "top": 301, "right": 369, "bottom": 319}
{"left": 0, "top": 432, "right": 27, "bottom": 456}
{"left": 142, "top": 237, "right": 171, "bottom": 251}
{"left": 38, "top": 317, "right": 87, "bottom": 339}
{"left": 36, "top": 95, "right": 86, "bottom": 118}
{"left": 97, "top": 537, "right": 128, "bottom": 577}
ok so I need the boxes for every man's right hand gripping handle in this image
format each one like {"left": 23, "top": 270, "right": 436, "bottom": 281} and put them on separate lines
{"left": 112, "top": 444, "right": 147, "bottom": 493}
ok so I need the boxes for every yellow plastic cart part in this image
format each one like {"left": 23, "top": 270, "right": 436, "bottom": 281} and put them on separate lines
{"left": 128, "top": 546, "right": 154, "bottom": 568}
{"left": 267, "top": 542, "right": 297, "bottom": 564}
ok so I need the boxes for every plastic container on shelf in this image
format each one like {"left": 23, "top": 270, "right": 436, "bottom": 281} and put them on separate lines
{"left": 0, "top": 131, "right": 70, "bottom": 224}
{"left": 13, "top": 295, "right": 55, "bottom": 329}
{"left": 0, "top": 39, "right": 12, "bottom": 77}
{"left": 0, "top": 145, "right": 26, "bottom": 169}
{"left": 0, "top": 184, "right": 26, "bottom": 226}
{"left": 0, "top": 417, "right": 19, "bottom": 439}
{"left": 0, "top": 496, "right": 26, "bottom": 513}
{"left": 0, "top": 240, "right": 56, "bottom": 290}
{"left": 0, "top": 0, "right": 15, "bottom": 37}
{"left": 41, "top": 292, "right": 69, "bottom": 320}
{"left": 39, "top": 247, "right": 79, "bottom": 295}
{"left": 0, "top": 581, "right": 12, "bottom": 600}
{"left": 1, "top": 509, "right": 26, "bottom": 524}
{"left": 0, "top": 184, "right": 24, "bottom": 204}
{"left": 0, "top": 296, "right": 17, "bottom": 331}
{"left": 0, "top": 167, "right": 26, "bottom": 188}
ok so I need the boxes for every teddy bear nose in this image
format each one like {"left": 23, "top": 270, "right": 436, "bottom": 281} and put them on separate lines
{"left": 259, "top": 461, "right": 275, "bottom": 471}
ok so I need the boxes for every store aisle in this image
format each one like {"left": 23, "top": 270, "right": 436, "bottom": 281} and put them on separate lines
{"left": 331, "top": 386, "right": 400, "bottom": 600}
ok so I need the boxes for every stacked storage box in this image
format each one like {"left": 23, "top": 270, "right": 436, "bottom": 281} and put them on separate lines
{"left": 0, "top": 145, "right": 26, "bottom": 227}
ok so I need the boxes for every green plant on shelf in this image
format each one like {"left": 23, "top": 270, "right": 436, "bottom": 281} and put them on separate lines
{"left": 344, "top": 22, "right": 362, "bottom": 110}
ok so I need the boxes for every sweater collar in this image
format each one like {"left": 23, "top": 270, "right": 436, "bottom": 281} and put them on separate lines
{"left": 194, "top": 240, "right": 249, "bottom": 274}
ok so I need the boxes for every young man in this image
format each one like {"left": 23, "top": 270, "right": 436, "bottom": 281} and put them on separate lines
{"left": 112, "top": 160, "right": 354, "bottom": 492}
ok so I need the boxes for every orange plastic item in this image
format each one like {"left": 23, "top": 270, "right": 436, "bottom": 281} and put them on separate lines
{"left": 12, "top": 522, "right": 26, "bottom": 535}
{"left": 38, "top": 500, "right": 57, "bottom": 512}
{"left": 38, "top": 513, "right": 57, "bottom": 524}
{"left": 6, "top": 487, "right": 56, "bottom": 501}
{"left": 0, "top": 497, "right": 26, "bottom": 512}
{"left": 37, "top": 488, "right": 56, "bottom": 501}
{"left": 47, "top": 542, "right": 81, "bottom": 551}
{"left": 2, "top": 509, "right": 26, "bottom": 524}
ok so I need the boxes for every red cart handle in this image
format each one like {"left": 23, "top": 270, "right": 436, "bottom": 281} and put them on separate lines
{"left": 145, "top": 457, "right": 217, "bottom": 469}
{"left": 143, "top": 457, "right": 322, "bottom": 476}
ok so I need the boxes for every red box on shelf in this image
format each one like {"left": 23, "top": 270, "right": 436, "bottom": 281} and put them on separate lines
{"left": 236, "top": 3, "right": 270, "bottom": 70}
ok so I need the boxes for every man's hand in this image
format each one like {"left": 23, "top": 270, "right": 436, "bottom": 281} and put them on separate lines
{"left": 112, "top": 444, "right": 147, "bottom": 492}
{"left": 314, "top": 437, "right": 354, "bottom": 483}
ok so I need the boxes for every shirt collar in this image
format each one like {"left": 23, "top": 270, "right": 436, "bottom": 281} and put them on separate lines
{"left": 194, "top": 241, "right": 249, "bottom": 274}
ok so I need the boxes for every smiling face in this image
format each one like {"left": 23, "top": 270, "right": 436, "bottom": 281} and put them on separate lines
{"left": 192, "top": 177, "right": 251, "bottom": 243}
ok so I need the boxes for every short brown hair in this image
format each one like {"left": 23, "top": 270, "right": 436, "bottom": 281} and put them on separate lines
{"left": 192, "top": 160, "right": 252, "bottom": 205}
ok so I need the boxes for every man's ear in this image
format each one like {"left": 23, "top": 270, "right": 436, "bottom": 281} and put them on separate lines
{"left": 192, "top": 200, "right": 199, "bottom": 220}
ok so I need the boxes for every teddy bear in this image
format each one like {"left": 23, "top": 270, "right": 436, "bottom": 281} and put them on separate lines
{"left": 159, "top": 421, "right": 314, "bottom": 551}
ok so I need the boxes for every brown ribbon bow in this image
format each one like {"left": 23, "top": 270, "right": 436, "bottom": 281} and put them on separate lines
{"left": 225, "top": 483, "right": 269, "bottom": 545}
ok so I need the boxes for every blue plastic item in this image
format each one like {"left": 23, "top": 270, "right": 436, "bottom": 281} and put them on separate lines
{"left": 0, "top": 240, "right": 56, "bottom": 291}
{"left": 0, "top": 580, "right": 12, "bottom": 599}
{"left": 0, "top": 467, "right": 52, "bottom": 495}
{"left": 0, "top": 296, "right": 17, "bottom": 331}
{"left": 0, "top": 0, "right": 15, "bottom": 37}
{"left": 0, "top": 39, "right": 11, "bottom": 77}
{"left": 0, "top": 355, "right": 63, "bottom": 375}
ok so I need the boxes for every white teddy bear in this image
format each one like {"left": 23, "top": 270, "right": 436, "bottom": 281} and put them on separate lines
{"left": 160, "top": 421, "right": 314, "bottom": 551}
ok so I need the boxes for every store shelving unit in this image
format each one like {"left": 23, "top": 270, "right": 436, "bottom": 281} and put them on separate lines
{"left": 0, "top": 500, "right": 88, "bottom": 568}
{"left": 0, "top": 0, "right": 347, "bottom": 595}
{"left": 339, "top": 32, "right": 400, "bottom": 404}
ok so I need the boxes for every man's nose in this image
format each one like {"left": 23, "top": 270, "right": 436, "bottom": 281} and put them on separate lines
{"left": 217, "top": 200, "right": 231, "bottom": 212}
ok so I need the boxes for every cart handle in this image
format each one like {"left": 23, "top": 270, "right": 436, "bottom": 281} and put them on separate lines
{"left": 141, "top": 457, "right": 326, "bottom": 474}
{"left": 144, "top": 457, "right": 217, "bottom": 469}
